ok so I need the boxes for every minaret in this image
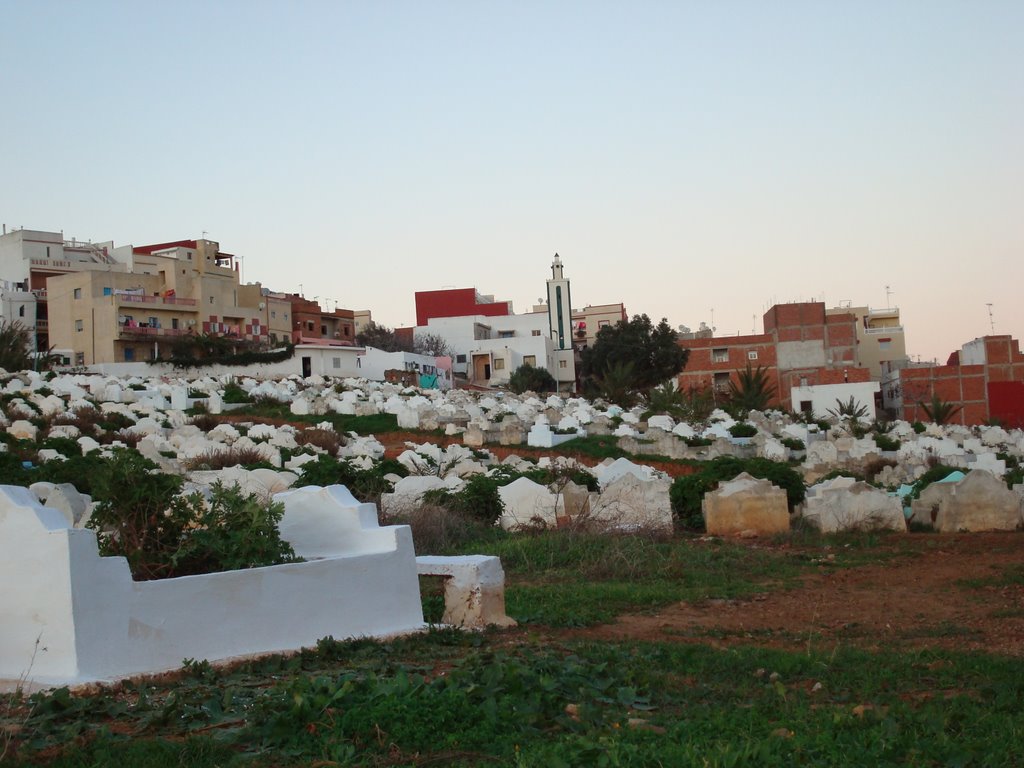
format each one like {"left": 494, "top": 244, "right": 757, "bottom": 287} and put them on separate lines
{"left": 546, "top": 253, "right": 572, "bottom": 350}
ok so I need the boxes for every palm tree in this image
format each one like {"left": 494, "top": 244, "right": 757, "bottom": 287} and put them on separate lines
{"left": 919, "top": 394, "right": 962, "bottom": 426}
{"left": 599, "top": 360, "right": 639, "bottom": 408}
{"left": 727, "top": 364, "right": 777, "bottom": 415}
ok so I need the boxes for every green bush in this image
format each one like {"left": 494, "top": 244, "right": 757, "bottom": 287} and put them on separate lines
{"left": 683, "top": 435, "right": 713, "bottom": 447}
{"left": 423, "top": 474, "right": 504, "bottom": 525}
{"left": 728, "top": 422, "right": 758, "bottom": 438}
{"left": 670, "top": 457, "right": 806, "bottom": 531}
{"left": 912, "top": 421, "right": 926, "bottom": 434}
{"left": 873, "top": 433, "right": 901, "bottom": 452}
{"left": 221, "top": 380, "right": 250, "bottom": 404}
{"left": 907, "top": 463, "right": 960, "bottom": 502}
{"left": 85, "top": 449, "right": 298, "bottom": 579}
{"left": 169, "top": 483, "right": 300, "bottom": 576}
{"left": 293, "top": 454, "right": 407, "bottom": 503}
{"left": 508, "top": 364, "right": 557, "bottom": 394}
{"left": 779, "top": 437, "right": 805, "bottom": 451}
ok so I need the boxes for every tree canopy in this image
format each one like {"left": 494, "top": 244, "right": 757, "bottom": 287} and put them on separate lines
{"left": 579, "top": 314, "right": 688, "bottom": 402}
{"left": 355, "top": 322, "right": 412, "bottom": 353}
{"left": 508, "top": 363, "right": 557, "bottom": 394}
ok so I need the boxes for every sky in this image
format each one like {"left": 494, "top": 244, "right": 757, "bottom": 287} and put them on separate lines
{"left": 1, "top": 1, "right": 1021, "bottom": 363}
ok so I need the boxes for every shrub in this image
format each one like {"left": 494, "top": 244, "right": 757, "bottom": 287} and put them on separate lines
{"left": 779, "top": 437, "right": 805, "bottom": 451}
{"left": 182, "top": 446, "right": 273, "bottom": 471}
{"left": 912, "top": 421, "right": 926, "bottom": 434}
{"left": 873, "top": 433, "right": 901, "bottom": 452}
{"left": 293, "top": 455, "right": 405, "bottom": 504}
{"left": 0, "top": 320, "right": 33, "bottom": 373}
{"left": 222, "top": 380, "right": 251, "bottom": 404}
{"left": 508, "top": 364, "right": 557, "bottom": 394}
{"left": 727, "top": 422, "right": 758, "bottom": 438}
{"left": 907, "top": 463, "right": 960, "bottom": 502}
{"left": 169, "top": 483, "right": 300, "bottom": 576}
{"left": 296, "top": 427, "right": 343, "bottom": 455}
{"left": 188, "top": 413, "right": 221, "bottom": 432}
{"left": 670, "top": 457, "right": 805, "bottom": 531}
{"left": 423, "top": 474, "right": 504, "bottom": 525}
{"left": 683, "top": 436, "right": 713, "bottom": 447}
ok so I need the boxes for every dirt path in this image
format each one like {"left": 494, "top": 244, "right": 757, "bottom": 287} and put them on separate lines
{"left": 572, "top": 533, "right": 1024, "bottom": 655}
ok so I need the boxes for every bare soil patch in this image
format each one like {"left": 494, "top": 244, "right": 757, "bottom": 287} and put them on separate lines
{"left": 572, "top": 532, "right": 1024, "bottom": 656}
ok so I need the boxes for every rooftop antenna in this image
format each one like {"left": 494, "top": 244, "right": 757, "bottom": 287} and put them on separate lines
{"left": 885, "top": 285, "right": 894, "bottom": 309}
{"left": 986, "top": 303, "right": 995, "bottom": 334}
{"left": 299, "top": 283, "right": 304, "bottom": 297}
{"left": 201, "top": 230, "right": 208, "bottom": 240}
{"left": 752, "top": 314, "right": 756, "bottom": 334}
{"left": 710, "top": 307, "right": 715, "bottom": 333}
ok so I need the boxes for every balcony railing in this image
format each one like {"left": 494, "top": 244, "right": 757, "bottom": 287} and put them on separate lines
{"left": 864, "top": 325, "right": 903, "bottom": 335}
{"left": 115, "top": 293, "right": 198, "bottom": 306}
{"left": 119, "top": 325, "right": 192, "bottom": 338}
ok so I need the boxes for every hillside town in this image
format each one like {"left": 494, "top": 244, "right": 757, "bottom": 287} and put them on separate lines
{"left": 2, "top": 226, "right": 1022, "bottom": 428}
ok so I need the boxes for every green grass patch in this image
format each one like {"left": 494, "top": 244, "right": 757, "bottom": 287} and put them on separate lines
{"left": 441, "top": 530, "right": 810, "bottom": 627}
{"left": 7, "top": 637, "right": 1023, "bottom": 767}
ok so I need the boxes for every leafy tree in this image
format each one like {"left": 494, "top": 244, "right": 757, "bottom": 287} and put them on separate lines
{"left": 919, "top": 394, "right": 963, "bottom": 426}
{"left": 356, "top": 322, "right": 413, "bottom": 352}
{"left": 412, "top": 332, "right": 454, "bottom": 358}
{"left": 580, "top": 314, "right": 687, "bottom": 401}
{"left": 0, "top": 320, "right": 32, "bottom": 372}
{"left": 508, "top": 363, "right": 557, "bottom": 394}
{"left": 828, "top": 396, "right": 869, "bottom": 423}
{"left": 726, "top": 364, "right": 777, "bottom": 415}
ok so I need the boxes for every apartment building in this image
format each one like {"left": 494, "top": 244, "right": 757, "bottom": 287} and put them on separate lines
{"left": 826, "top": 303, "right": 908, "bottom": 381}
{"left": 0, "top": 227, "right": 130, "bottom": 351}
{"left": 678, "top": 301, "right": 873, "bottom": 410}
{"left": 48, "top": 238, "right": 271, "bottom": 365}
{"left": 286, "top": 294, "right": 357, "bottom": 346}
{"left": 883, "top": 335, "right": 1024, "bottom": 427}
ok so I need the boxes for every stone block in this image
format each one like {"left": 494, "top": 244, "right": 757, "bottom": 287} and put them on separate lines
{"left": 703, "top": 473, "right": 789, "bottom": 536}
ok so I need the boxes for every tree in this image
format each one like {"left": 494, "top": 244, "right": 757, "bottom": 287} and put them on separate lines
{"left": 508, "top": 363, "right": 557, "bottom": 394}
{"left": 356, "top": 322, "right": 412, "bottom": 352}
{"left": 412, "top": 332, "right": 454, "bottom": 358}
{"left": 919, "top": 394, "right": 962, "bottom": 426}
{"left": 0, "top": 320, "right": 33, "bottom": 373}
{"left": 726, "top": 364, "right": 777, "bottom": 415}
{"left": 579, "top": 314, "right": 688, "bottom": 400}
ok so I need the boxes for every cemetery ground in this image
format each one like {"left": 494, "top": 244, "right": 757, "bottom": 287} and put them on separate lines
{"left": 4, "top": 527, "right": 1023, "bottom": 767}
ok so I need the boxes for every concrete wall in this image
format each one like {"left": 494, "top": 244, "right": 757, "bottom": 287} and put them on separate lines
{"left": 0, "top": 484, "right": 424, "bottom": 686}
{"left": 790, "top": 381, "right": 880, "bottom": 421}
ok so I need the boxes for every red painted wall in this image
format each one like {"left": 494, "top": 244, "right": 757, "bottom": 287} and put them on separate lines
{"left": 415, "top": 288, "right": 512, "bottom": 326}
{"left": 988, "top": 381, "right": 1024, "bottom": 428}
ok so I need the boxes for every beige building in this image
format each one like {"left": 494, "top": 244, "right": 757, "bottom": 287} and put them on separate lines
{"left": 49, "top": 238, "right": 274, "bottom": 365}
{"left": 571, "top": 303, "right": 627, "bottom": 350}
{"left": 826, "top": 303, "right": 908, "bottom": 381}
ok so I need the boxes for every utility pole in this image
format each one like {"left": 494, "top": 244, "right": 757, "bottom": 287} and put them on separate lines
{"left": 986, "top": 303, "right": 995, "bottom": 334}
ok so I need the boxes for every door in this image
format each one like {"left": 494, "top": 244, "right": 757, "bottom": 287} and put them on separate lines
{"left": 302, "top": 356, "right": 312, "bottom": 378}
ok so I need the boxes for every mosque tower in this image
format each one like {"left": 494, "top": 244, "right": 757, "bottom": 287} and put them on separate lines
{"left": 546, "top": 253, "right": 573, "bottom": 350}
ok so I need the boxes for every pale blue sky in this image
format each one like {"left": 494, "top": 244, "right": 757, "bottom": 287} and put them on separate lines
{"left": 2, "top": 1, "right": 1021, "bottom": 362}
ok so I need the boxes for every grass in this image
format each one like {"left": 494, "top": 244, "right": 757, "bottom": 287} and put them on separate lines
{"left": 228, "top": 403, "right": 402, "bottom": 435}
{"left": 431, "top": 529, "right": 827, "bottom": 627}
{"left": 6, "top": 635, "right": 1023, "bottom": 766}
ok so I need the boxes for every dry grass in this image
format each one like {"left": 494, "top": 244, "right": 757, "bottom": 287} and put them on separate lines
{"left": 181, "top": 446, "right": 271, "bottom": 471}
{"left": 296, "top": 427, "right": 344, "bottom": 455}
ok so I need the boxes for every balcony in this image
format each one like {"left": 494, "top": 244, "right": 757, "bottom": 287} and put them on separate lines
{"left": 114, "top": 293, "right": 198, "bottom": 307}
{"left": 119, "top": 324, "right": 192, "bottom": 338}
{"left": 864, "top": 325, "right": 903, "bottom": 335}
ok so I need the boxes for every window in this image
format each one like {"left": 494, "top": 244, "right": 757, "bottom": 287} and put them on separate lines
{"left": 498, "top": 330, "right": 514, "bottom": 338}
{"left": 747, "top": 351, "right": 758, "bottom": 361}
{"left": 523, "top": 355, "right": 536, "bottom": 367}
{"left": 333, "top": 357, "right": 341, "bottom": 369}
{"left": 799, "top": 377, "right": 808, "bottom": 387}
{"left": 493, "top": 358, "right": 505, "bottom": 371}
{"left": 271, "top": 310, "right": 277, "bottom": 319}
{"left": 800, "top": 400, "right": 813, "bottom": 414}
{"left": 321, "top": 325, "right": 327, "bottom": 335}
{"left": 148, "top": 316, "right": 158, "bottom": 328}
{"left": 532, "top": 330, "right": 541, "bottom": 336}
{"left": 209, "top": 296, "right": 214, "bottom": 304}
{"left": 356, "top": 357, "right": 361, "bottom": 368}
{"left": 73, "top": 288, "right": 82, "bottom": 299}
{"left": 713, "top": 372, "right": 730, "bottom": 391}
{"left": 307, "top": 321, "right": 314, "bottom": 332}
{"left": 103, "top": 287, "right": 112, "bottom": 296}
{"left": 172, "top": 318, "right": 179, "bottom": 330}
{"left": 879, "top": 340, "right": 892, "bottom": 350}
{"left": 712, "top": 348, "right": 728, "bottom": 363}
{"left": 75, "top": 319, "right": 84, "bottom": 332}
{"left": 18, "top": 306, "right": 24, "bottom": 317}
{"left": 123, "top": 347, "right": 135, "bottom": 361}
{"left": 598, "top": 320, "right": 610, "bottom": 328}
{"left": 559, "top": 360, "right": 568, "bottom": 368}
{"left": 456, "top": 354, "right": 466, "bottom": 363}
{"left": 75, "top": 352, "right": 85, "bottom": 365}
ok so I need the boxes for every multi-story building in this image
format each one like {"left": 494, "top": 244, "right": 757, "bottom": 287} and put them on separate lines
{"left": 678, "top": 301, "right": 875, "bottom": 413}
{"left": 0, "top": 227, "right": 130, "bottom": 351}
{"left": 414, "top": 287, "right": 512, "bottom": 327}
{"left": 883, "top": 335, "right": 1024, "bottom": 427}
{"left": 286, "top": 295, "right": 357, "bottom": 346}
{"left": 570, "top": 303, "right": 628, "bottom": 351}
{"left": 48, "top": 238, "right": 271, "bottom": 365}
{"left": 826, "top": 303, "right": 908, "bottom": 381}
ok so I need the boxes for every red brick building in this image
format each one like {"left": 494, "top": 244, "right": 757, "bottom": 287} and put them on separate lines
{"left": 890, "top": 335, "right": 1024, "bottom": 427}
{"left": 287, "top": 295, "right": 356, "bottom": 346}
{"left": 414, "top": 288, "right": 512, "bottom": 327}
{"left": 678, "top": 302, "right": 871, "bottom": 408}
